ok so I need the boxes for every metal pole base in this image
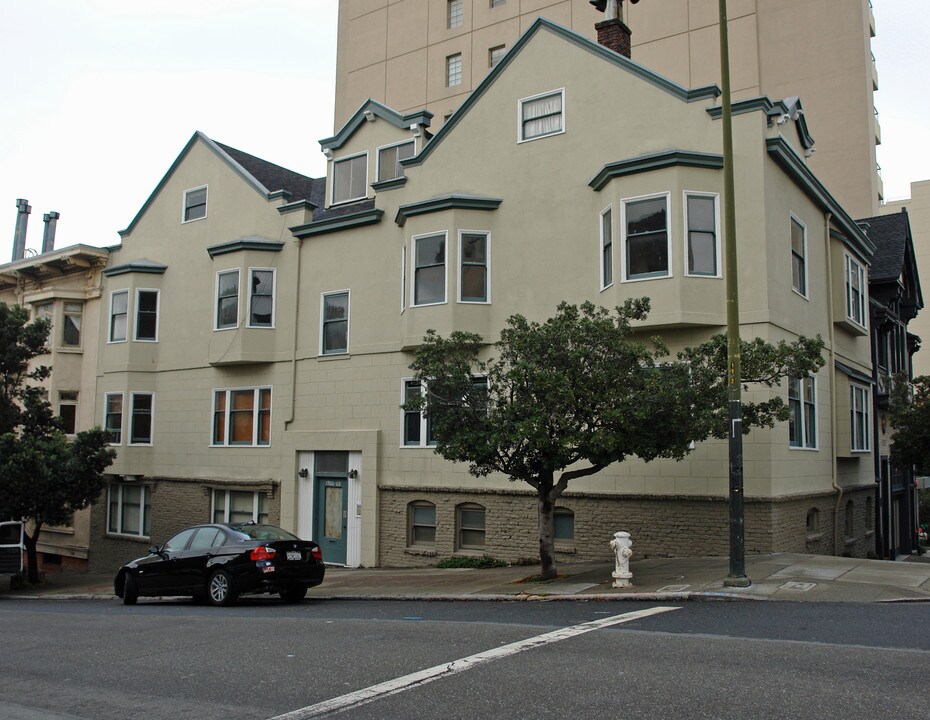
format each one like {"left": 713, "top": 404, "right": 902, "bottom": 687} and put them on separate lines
{"left": 723, "top": 574, "right": 751, "bottom": 588}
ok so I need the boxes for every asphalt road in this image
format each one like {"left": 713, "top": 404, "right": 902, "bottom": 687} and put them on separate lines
{"left": 1, "top": 598, "right": 927, "bottom": 719}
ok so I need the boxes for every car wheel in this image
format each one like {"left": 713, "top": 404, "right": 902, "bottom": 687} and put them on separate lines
{"left": 280, "top": 585, "right": 308, "bottom": 603}
{"left": 207, "top": 569, "right": 237, "bottom": 606}
{"left": 122, "top": 573, "right": 138, "bottom": 606}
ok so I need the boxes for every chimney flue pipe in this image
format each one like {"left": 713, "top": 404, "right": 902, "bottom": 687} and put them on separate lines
{"left": 12, "top": 198, "right": 31, "bottom": 262}
{"left": 42, "top": 211, "right": 60, "bottom": 254}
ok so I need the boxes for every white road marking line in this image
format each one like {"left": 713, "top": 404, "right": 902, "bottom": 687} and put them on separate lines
{"left": 268, "top": 606, "right": 680, "bottom": 720}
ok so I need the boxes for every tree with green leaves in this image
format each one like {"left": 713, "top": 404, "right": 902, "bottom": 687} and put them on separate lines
{"left": 888, "top": 374, "right": 930, "bottom": 476}
{"left": 407, "top": 300, "right": 824, "bottom": 579}
{"left": 0, "top": 303, "right": 115, "bottom": 583}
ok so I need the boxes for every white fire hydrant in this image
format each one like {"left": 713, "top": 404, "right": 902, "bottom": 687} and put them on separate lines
{"left": 609, "top": 531, "right": 633, "bottom": 588}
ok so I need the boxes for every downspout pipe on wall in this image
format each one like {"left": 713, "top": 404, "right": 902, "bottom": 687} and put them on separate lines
{"left": 825, "top": 212, "right": 842, "bottom": 556}
{"left": 284, "top": 236, "right": 304, "bottom": 430}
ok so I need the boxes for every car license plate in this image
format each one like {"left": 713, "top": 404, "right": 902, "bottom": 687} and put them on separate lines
{"left": 286, "top": 551, "right": 301, "bottom": 561}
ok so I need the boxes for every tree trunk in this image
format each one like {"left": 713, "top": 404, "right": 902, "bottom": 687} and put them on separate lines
{"left": 538, "top": 491, "right": 557, "bottom": 580}
{"left": 23, "top": 524, "right": 41, "bottom": 585}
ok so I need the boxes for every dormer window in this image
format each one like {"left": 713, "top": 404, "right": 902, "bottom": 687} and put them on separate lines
{"left": 377, "top": 141, "right": 415, "bottom": 182}
{"left": 183, "top": 186, "right": 207, "bottom": 222}
{"left": 332, "top": 153, "right": 368, "bottom": 204}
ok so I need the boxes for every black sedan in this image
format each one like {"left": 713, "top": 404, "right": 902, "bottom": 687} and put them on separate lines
{"left": 114, "top": 523, "right": 325, "bottom": 606}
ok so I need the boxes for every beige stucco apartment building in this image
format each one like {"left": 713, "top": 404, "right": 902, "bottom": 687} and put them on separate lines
{"left": 88, "top": 19, "right": 878, "bottom": 571}
{"left": 336, "top": 0, "right": 882, "bottom": 219}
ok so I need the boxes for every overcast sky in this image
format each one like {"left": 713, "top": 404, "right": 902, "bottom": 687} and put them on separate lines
{"left": 1, "top": 0, "right": 927, "bottom": 261}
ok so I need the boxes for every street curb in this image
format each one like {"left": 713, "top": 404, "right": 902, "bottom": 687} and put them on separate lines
{"left": 6, "top": 591, "right": 927, "bottom": 603}
{"left": 3, "top": 590, "right": 770, "bottom": 603}
{"left": 311, "top": 591, "right": 770, "bottom": 602}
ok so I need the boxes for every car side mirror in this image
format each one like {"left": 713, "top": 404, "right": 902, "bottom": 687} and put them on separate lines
{"left": 148, "top": 545, "right": 161, "bottom": 555}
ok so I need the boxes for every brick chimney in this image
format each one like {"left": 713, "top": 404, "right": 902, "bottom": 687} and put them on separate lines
{"left": 12, "top": 198, "right": 30, "bottom": 261}
{"left": 42, "top": 211, "right": 60, "bottom": 254}
{"left": 592, "top": 0, "right": 637, "bottom": 59}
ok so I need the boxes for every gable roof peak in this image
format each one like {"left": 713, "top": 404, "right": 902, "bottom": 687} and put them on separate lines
{"left": 119, "top": 131, "right": 319, "bottom": 237}
{"left": 321, "top": 99, "right": 433, "bottom": 153}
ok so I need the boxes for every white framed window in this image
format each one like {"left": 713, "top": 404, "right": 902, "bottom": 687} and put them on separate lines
{"left": 622, "top": 193, "right": 670, "bottom": 281}
{"left": 448, "top": 0, "right": 463, "bottom": 28}
{"left": 34, "top": 301, "right": 53, "bottom": 322}
{"left": 459, "top": 231, "right": 489, "bottom": 303}
{"left": 377, "top": 140, "right": 415, "bottom": 183}
{"left": 332, "top": 152, "right": 368, "bottom": 205}
{"left": 684, "top": 192, "right": 720, "bottom": 277}
{"left": 407, "top": 501, "right": 437, "bottom": 546}
{"left": 248, "top": 268, "right": 275, "bottom": 328}
{"left": 845, "top": 254, "right": 867, "bottom": 328}
{"left": 456, "top": 502, "right": 486, "bottom": 550}
{"left": 105, "top": 392, "right": 123, "bottom": 445}
{"left": 134, "top": 289, "right": 159, "bottom": 341}
{"left": 183, "top": 186, "right": 207, "bottom": 223}
{"left": 489, "top": 44, "right": 506, "bottom": 68}
{"left": 321, "top": 290, "right": 349, "bottom": 355}
{"left": 58, "top": 391, "right": 78, "bottom": 435}
{"left": 412, "top": 232, "right": 447, "bottom": 306}
{"left": 518, "top": 88, "right": 564, "bottom": 142}
{"left": 447, "top": 53, "right": 462, "bottom": 87}
{"left": 402, "top": 379, "right": 434, "bottom": 447}
{"left": 212, "top": 489, "right": 268, "bottom": 524}
{"left": 212, "top": 387, "right": 271, "bottom": 447}
{"left": 790, "top": 214, "right": 807, "bottom": 297}
{"left": 129, "top": 392, "right": 154, "bottom": 446}
{"left": 850, "top": 384, "right": 871, "bottom": 451}
{"left": 600, "top": 205, "right": 613, "bottom": 290}
{"left": 216, "top": 269, "right": 239, "bottom": 330}
{"left": 788, "top": 375, "right": 817, "bottom": 449}
{"left": 109, "top": 290, "right": 129, "bottom": 343}
{"left": 62, "top": 302, "right": 82, "bottom": 347}
{"left": 107, "top": 482, "right": 151, "bottom": 537}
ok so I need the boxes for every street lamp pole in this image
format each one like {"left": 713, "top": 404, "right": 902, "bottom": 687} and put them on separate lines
{"left": 719, "top": 0, "right": 750, "bottom": 587}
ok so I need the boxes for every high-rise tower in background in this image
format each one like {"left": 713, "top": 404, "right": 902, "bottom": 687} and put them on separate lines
{"left": 335, "top": 0, "right": 881, "bottom": 218}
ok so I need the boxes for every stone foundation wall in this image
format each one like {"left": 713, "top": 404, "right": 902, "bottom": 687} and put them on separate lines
{"left": 88, "top": 477, "right": 281, "bottom": 574}
{"left": 378, "top": 485, "right": 877, "bottom": 567}
{"left": 38, "top": 553, "right": 88, "bottom": 575}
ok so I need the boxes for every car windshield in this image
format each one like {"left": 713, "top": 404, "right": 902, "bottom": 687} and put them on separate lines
{"left": 227, "top": 524, "right": 300, "bottom": 542}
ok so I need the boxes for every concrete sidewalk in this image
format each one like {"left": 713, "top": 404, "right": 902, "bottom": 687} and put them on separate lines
{"left": 3, "top": 553, "right": 929, "bottom": 603}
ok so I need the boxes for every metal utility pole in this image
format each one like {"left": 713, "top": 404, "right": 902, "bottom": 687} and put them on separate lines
{"left": 719, "top": 0, "right": 750, "bottom": 587}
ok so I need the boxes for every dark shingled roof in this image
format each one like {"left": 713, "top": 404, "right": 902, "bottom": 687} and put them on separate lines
{"left": 311, "top": 198, "right": 376, "bottom": 223}
{"left": 859, "top": 211, "right": 909, "bottom": 282}
{"left": 216, "top": 142, "right": 321, "bottom": 205}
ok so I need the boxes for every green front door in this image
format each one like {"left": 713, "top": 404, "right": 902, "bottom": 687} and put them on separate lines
{"left": 314, "top": 452, "right": 349, "bottom": 565}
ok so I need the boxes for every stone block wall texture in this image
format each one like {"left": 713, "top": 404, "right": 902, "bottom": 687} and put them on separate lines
{"left": 38, "top": 554, "right": 88, "bottom": 574}
{"left": 88, "top": 478, "right": 281, "bottom": 574}
{"left": 378, "top": 486, "right": 878, "bottom": 567}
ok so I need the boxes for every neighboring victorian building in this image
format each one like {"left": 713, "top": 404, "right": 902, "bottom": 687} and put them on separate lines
{"left": 0, "top": 200, "right": 109, "bottom": 572}
{"left": 879, "top": 181, "right": 930, "bottom": 378}
{"left": 858, "top": 209, "right": 923, "bottom": 557}
{"left": 88, "top": 17, "right": 878, "bottom": 572}
{"left": 336, "top": 0, "right": 882, "bottom": 218}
